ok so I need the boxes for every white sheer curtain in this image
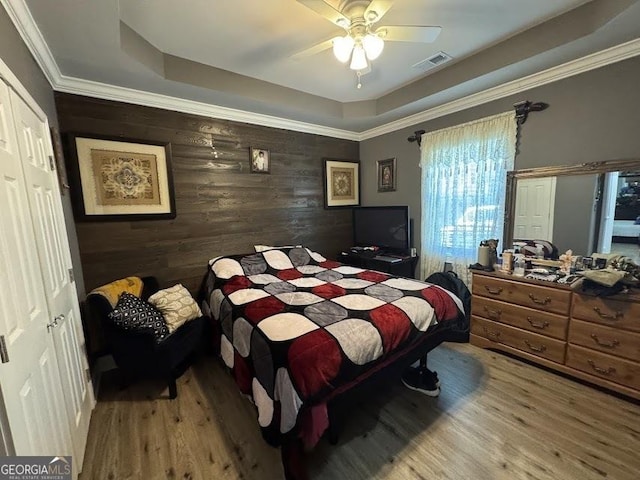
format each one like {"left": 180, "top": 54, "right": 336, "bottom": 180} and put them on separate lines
{"left": 419, "top": 111, "right": 516, "bottom": 284}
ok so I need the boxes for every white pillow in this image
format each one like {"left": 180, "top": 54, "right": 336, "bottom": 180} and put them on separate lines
{"left": 148, "top": 284, "right": 202, "bottom": 333}
{"left": 254, "top": 244, "right": 302, "bottom": 252}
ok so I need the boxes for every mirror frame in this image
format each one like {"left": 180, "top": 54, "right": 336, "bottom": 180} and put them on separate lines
{"left": 504, "top": 158, "right": 640, "bottom": 250}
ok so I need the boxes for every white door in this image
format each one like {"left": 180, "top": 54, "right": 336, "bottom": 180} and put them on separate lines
{"left": 0, "top": 81, "right": 72, "bottom": 458}
{"left": 597, "top": 171, "right": 618, "bottom": 253}
{"left": 513, "top": 177, "right": 556, "bottom": 240}
{"left": 9, "top": 89, "right": 94, "bottom": 468}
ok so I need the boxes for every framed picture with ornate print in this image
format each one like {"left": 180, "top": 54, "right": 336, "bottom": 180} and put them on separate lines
{"left": 66, "top": 134, "right": 176, "bottom": 221}
{"left": 322, "top": 158, "right": 360, "bottom": 208}
{"left": 377, "top": 157, "right": 396, "bottom": 192}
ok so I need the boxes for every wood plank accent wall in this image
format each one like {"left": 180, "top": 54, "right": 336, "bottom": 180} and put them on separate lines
{"left": 55, "top": 93, "right": 358, "bottom": 294}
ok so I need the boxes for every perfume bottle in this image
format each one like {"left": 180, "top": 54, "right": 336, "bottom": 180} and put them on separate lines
{"left": 513, "top": 254, "right": 526, "bottom": 277}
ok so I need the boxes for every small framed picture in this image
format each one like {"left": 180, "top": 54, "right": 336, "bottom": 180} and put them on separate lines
{"left": 250, "top": 147, "right": 270, "bottom": 174}
{"left": 377, "top": 157, "right": 396, "bottom": 192}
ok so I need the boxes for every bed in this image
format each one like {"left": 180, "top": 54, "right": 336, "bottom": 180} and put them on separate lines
{"left": 612, "top": 219, "right": 640, "bottom": 241}
{"left": 201, "top": 246, "right": 467, "bottom": 479}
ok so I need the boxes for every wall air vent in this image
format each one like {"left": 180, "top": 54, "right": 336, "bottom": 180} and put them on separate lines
{"left": 412, "top": 51, "right": 452, "bottom": 69}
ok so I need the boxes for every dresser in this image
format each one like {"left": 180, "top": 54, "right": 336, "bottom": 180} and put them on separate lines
{"left": 471, "top": 270, "right": 640, "bottom": 400}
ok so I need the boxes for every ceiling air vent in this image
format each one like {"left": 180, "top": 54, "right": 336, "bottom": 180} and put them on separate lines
{"left": 412, "top": 51, "right": 452, "bottom": 69}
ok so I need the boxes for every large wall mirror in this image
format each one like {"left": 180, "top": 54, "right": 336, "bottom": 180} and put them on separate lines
{"left": 504, "top": 159, "right": 640, "bottom": 260}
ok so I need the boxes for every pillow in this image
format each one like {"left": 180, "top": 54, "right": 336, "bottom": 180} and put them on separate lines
{"left": 108, "top": 292, "right": 170, "bottom": 343}
{"left": 148, "top": 284, "right": 202, "bottom": 333}
{"left": 514, "top": 239, "right": 558, "bottom": 259}
{"left": 253, "top": 245, "right": 327, "bottom": 263}
{"left": 634, "top": 215, "right": 640, "bottom": 225}
{"left": 254, "top": 244, "right": 302, "bottom": 252}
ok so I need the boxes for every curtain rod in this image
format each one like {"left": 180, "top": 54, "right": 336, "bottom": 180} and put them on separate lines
{"left": 406, "top": 100, "right": 549, "bottom": 150}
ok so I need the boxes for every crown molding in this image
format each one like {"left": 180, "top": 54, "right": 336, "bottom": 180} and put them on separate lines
{"left": 54, "top": 74, "right": 361, "bottom": 141}
{"left": 4, "top": 0, "right": 640, "bottom": 142}
{"left": 0, "top": 0, "right": 61, "bottom": 86}
{"left": 359, "top": 37, "right": 640, "bottom": 140}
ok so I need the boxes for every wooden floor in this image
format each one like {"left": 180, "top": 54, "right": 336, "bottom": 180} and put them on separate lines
{"left": 80, "top": 344, "right": 640, "bottom": 480}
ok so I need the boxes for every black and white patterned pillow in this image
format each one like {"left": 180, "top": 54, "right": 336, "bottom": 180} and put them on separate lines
{"left": 108, "top": 292, "right": 170, "bottom": 343}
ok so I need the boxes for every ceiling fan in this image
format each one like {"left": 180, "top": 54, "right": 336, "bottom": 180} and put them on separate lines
{"left": 295, "top": 0, "right": 442, "bottom": 75}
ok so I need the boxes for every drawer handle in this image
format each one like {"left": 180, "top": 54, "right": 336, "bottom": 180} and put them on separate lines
{"left": 482, "top": 327, "right": 501, "bottom": 340}
{"left": 524, "top": 340, "right": 547, "bottom": 353}
{"left": 590, "top": 334, "right": 619, "bottom": 349}
{"left": 483, "top": 306, "right": 502, "bottom": 320}
{"left": 526, "top": 317, "right": 550, "bottom": 329}
{"left": 484, "top": 286, "right": 503, "bottom": 295}
{"left": 587, "top": 359, "right": 616, "bottom": 376}
{"left": 592, "top": 307, "right": 623, "bottom": 321}
{"left": 528, "top": 293, "right": 551, "bottom": 305}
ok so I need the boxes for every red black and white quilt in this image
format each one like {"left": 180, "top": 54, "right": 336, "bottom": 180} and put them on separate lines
{"left": 202, "top": 247, "right": 464, "bottom": 445}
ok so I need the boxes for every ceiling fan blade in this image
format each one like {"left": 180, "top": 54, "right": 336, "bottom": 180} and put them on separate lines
{"left": 297, "top": 0, "right": 350, "bottom": 27}
{"left": 364, "top": 0, "right": 393, "bottom": 24}
{"left": 291, "top": 37, "right": 335, "bottom": 60}
{"left": 377, "top": 25, "right": 442, "bottom": 43}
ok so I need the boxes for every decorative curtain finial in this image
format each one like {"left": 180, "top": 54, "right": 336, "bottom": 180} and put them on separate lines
{"left": 514, "top": 101, "right": 549, "bottom": 125}
{"left": 407, "top": 129, "right": 426, "bottom": 148}
{"left": 513, "top": 101, "right": 549, "bottom": 154}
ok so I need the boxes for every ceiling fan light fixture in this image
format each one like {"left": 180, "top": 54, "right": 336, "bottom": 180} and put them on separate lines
{"left": 363, "top": 33, "right": 384, "bottom": 60}
{"left": 350, "top": 45, "right": 368, "bottom": 71}
{"left": 333, "top": 35, "right": 354, "bottom": 63}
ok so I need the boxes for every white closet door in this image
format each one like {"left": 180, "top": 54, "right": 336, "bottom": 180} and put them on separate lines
{"left": 513, "top": 177, "right": 556, "bottom": 240}
{"left": 9, "top": 89, "right": 94, "bottom": 469}
{"left": 0, "top": 81, "right": 72, "bottom": 458}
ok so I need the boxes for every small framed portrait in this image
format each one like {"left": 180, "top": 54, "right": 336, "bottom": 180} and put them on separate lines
{"left": 377, "top": 157, "right": 397, "bottom": 192}
{"left": 250, "top": 147, "right": 270, "bottom": 174}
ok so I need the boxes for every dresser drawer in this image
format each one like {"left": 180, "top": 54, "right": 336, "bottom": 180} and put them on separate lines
{"left": 472, "top": 316, "right": 566, "bottom": 363}
{"left": 569, "top": 319, "right": 640, "bottom": 362}
{"left": 472, "top": 296, "right": 568, "bottom": 340}
{"left": 572, "top": 294, "right": 640, "bottom": 332}
{"left": 472, "top": 275, "right": 570, "bottom": 315}
{"left": 566, "top": 344, "right": 640, "bottom": 391}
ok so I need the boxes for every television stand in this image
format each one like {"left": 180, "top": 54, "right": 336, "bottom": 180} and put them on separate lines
{"left": 338, "top": 251, "right": 419, "bottom": 279}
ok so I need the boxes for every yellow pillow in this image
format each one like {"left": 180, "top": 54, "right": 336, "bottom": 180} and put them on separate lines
{"left": 148, "top": 284, "right": 202, "bottom": 333}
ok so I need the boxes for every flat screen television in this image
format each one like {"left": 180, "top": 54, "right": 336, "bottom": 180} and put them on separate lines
{"left": 352, "top": 206, "right": 410, "bottom": 254}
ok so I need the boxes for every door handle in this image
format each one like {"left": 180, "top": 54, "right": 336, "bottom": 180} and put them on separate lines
{"left": 0, "top": 335, "right": 8, "bottom": 363}
{"left": 47, "top": 314, "right": 65, "bottom": 332}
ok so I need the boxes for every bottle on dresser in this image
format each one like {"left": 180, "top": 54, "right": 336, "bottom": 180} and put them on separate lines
{"left": 513, "top": 254, "right": 526, "bottom": 277}
{"left": 501, "top": 251, "right": 513, "bottom": 274}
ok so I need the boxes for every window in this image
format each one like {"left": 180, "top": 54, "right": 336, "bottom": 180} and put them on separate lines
{"left": 420, "top": 112, "right": 516, "bottom": 282}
